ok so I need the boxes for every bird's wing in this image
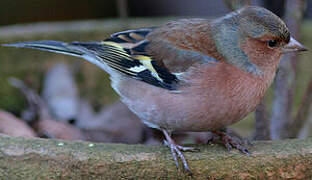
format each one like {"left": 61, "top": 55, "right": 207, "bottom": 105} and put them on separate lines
{"left": 72, "top": 28, "right": 179, "bottom": 90}
{"left": 100, "top": 28, "right": 219, "bottom": 89}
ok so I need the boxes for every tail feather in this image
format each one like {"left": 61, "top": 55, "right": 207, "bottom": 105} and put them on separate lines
{"left": 2, "top": 40, "right": 117, "bottom": 75}
{"left": 2, "top": 40, "right": 84, "bottom": 57}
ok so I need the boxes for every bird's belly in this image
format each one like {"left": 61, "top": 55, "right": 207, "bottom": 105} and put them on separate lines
{"left": 121, "top": 88, "right": 257, "bottom": 132}
{"left": 114, "top": 75, "right": 264, "bottom": 132}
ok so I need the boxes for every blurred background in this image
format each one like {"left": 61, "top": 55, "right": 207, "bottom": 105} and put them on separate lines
{"left": 1, "top": 0, "right": 312, "bottom": 26}
{"left": 0, "top": 0, "right": 311, "bottom": 145}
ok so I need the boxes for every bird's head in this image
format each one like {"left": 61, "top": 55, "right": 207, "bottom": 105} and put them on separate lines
{"left": 212, "top": 6, "right": 307, "bottom": 76}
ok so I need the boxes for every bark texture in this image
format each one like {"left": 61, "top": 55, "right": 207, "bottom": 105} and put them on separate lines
{"left": 0, "top": 134, "right": 312, "bottom": 179}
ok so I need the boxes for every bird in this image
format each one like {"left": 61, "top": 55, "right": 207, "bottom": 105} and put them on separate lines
{"left": 3, "top": 6, "right": 307, "bottom": 174}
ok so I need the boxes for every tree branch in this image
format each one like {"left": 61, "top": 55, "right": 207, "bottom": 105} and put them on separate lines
{"left": 0, "top": 134, "right": 312, "bottom": 179}
{"left": 291, "top": 77, "right": 312, "bottom": 138}
{"left": 253, "top": 99, "right": 270, "bottom": 140}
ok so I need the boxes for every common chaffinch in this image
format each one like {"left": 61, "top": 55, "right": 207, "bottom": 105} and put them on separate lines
{"left": 4, "top": 6, "right": 308, "bottom": 174}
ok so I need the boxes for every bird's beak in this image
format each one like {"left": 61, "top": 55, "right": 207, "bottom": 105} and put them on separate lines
{"left": 282, "top": 37, "right": 308, "bottom": 53}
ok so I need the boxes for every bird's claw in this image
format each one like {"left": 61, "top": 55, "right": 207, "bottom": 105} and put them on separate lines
{"left": 226, "top": 139, "right": 250, "bottom": 156}
{"left": 163, "top": 140, "right": 195, "bottom": 175}
{"left": 210, "top": 130, "right": 251, "bottom": 156}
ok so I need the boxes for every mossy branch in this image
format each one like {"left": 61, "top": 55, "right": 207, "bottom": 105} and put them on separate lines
{"left": 0, "top": 134, "right": 312, "bottom": 179}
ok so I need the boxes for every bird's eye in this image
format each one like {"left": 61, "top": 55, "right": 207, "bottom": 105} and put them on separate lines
{"left": 267, "top": 40, "right": 278, "bottom": 48}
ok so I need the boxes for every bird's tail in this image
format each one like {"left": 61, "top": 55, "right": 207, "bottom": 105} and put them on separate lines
{"left": 2, "top": 40, "right": 84, "bottom": 57}
{"left": 2, "top": 40, "right": 118, "bottom": 74}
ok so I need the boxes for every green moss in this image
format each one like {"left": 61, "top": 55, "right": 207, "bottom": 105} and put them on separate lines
{"left": 0, "top": 136, "right": 312, "bottom": 179}
{"left": 1, "top": 135, "right": 312, "bottom": 179}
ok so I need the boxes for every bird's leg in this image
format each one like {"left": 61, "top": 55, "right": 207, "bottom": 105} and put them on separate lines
{"left": 210, "top": 129, "right": 250, "bottom": 155}
{"left": 162, "top": 129, "right": 198, "bottom": 174}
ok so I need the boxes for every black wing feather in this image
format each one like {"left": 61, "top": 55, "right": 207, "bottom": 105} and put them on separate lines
{"left": 71, "top": 28, "right": 178, "bottom": 90}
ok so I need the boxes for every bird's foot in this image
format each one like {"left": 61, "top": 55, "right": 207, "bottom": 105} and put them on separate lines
{"left": 210, "top": 130, "right": 250, "bottom": 155}
{"left": 162, "top": 130, "right": 199, "bottom": 175}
